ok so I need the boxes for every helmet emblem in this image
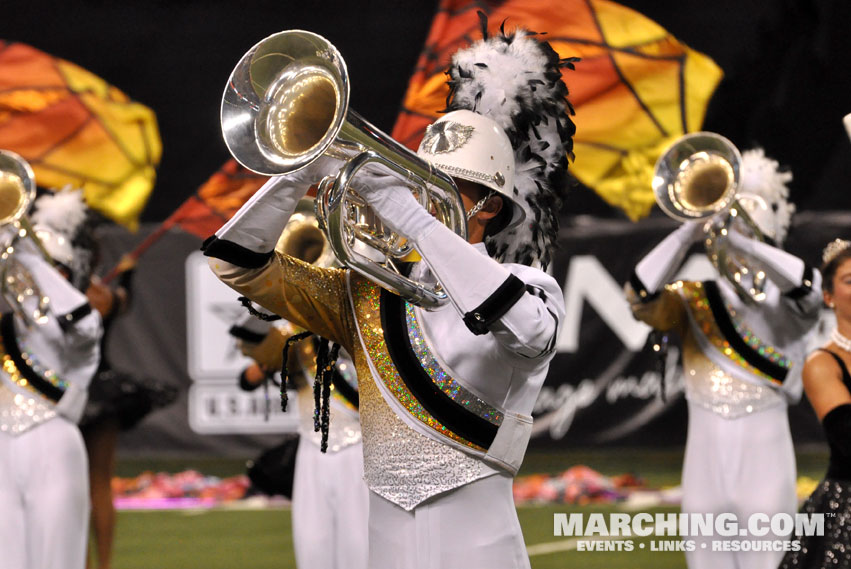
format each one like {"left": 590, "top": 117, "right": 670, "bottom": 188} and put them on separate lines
{"left": 421, "top": 121, "right": 475, "bottom": 154}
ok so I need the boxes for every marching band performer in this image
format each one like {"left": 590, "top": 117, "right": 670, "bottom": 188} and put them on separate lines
{"left": 627, "top": 146, "right": 822, "bottom": 569}
{"left": 205, "top": 20, "right": 574, "bottom": 569}
{"left": 0, "top": 187, "right": 102, "bottom": 569}
{"left": 229, "top": 310, "right": 368, "bottom": 569}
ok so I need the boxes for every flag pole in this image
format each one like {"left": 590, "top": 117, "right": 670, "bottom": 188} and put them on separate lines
{"left": 101, "top": 218, "right": 177, "bottom": 284}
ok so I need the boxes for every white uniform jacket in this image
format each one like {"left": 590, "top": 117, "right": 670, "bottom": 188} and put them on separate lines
{"left": 208, "top": 244, "right": 564, "bottom": 510}
{"left": 0, "top": 249, "right": 101, "bottom": 434}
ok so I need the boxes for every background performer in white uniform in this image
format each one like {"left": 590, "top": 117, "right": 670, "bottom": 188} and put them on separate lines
{"left": 230, "top": 311, "right": 368, "bottom": 569}
{"left": 628, "top": 146, "right": 822, "bottom": 569}
{"left": 205, "top": 17, "right": 576, "bottom": 569}
{"left": 0, "top": 187, "right": 102, "bottom": 569}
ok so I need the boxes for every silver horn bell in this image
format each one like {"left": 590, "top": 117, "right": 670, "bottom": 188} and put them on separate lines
{"left": 652, "top": 132, "right": 768, "bottom": 303}
{"left": 221, "top": 30, "right": 467, "bottom": 309}
{"left": 652, "top": 132, "right": 742, "bottom": 223}
{"left": 0, "top": 150, "right": 53, "bottom": 325}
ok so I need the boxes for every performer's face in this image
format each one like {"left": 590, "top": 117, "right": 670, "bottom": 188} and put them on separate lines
{"left": 454, "top": 178, "right": 503, "bottom": 244}
{"left": 826, "top": 257, "right": 851, "bottom": 320}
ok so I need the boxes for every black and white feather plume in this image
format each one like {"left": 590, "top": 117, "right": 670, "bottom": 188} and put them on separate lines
{"left": 31, "top": 187, "right": 88, "bottom": 240}
{"left": 739, "top": 148, "right": 794, "bottom": 244}
{"left": 443, "top": 14, "right": 577, "bottom": 269}
{"left": 31, "top": 186, "right": 98, "bottom": 289}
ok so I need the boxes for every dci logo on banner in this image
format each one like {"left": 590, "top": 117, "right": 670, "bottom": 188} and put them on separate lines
{"left": 184, "top": 251, "right": 300, "bottom": 434}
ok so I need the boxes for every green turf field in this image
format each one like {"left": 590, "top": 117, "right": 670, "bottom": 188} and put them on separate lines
{"left": 110, "top": 504, "right": 688, "bottom": 569}
{"left": 107, "top": 447, "right": 829, "bottom": 569}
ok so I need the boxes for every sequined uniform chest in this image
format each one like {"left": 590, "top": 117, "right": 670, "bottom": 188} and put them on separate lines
{"left": 680, "top": 337, "right": 784, "bottom": 418}
{"left": 210, "top": 254, "right": 554, "bottom": 511}
{"left": 348, "top": 277, "right": 492, "bottom": 511}
{"left": 0, "top": 315, "right": 65, "bottom": 435}
{"left": 675, "top": 280, "right": 810, "bottom": 418}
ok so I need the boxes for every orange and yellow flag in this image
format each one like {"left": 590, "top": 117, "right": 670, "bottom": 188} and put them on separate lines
{"left": 0, "top": 41, "right": 162, "bottom": 230}
{"left": 392, "top": 0, "right": 723, "bottom": 220}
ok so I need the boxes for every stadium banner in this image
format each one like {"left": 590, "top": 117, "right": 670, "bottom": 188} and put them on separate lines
{"left": 103, "top": 212, "right": 848, "bottom": 457}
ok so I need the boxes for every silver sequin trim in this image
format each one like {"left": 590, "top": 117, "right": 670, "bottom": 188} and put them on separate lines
{"left": 0, "top": 380, "right": 56, "bottom": 435}
{"left": 431, "top": 164, "right": 499, "bottom": 186}
{"left": 683, "top": 347, "right": 784, "bottom": 418}
{"left": 406, "top": 303, "right": 503, "bottom": 425}
{"left": 359, "top": 360, "right": 488, "bottom": 511}
{"left": 296, "top": 381, "right": 362, "bottom": 453}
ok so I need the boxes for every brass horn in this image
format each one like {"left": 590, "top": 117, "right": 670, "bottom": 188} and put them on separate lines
{"left": 652, "top": 132, "right": 767, "bottom": 302}
{"left": 221, "top": 30, "right": 467, "bottom": 309}
{"left": 275, "top": 198, "right": 338, "bottom": 269}
{"left": 0, "top": 150, "right": 52, "bottom": 324}
{"left": 652, "top": 132, "right": 743, "bottom": 222}
{"left": 0, "top": 150, "right": 36, "bottom": 229}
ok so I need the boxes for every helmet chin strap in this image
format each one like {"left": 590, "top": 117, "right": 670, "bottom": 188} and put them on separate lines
{"left": 466, "top": 190, "right": 495, "bottom": 220}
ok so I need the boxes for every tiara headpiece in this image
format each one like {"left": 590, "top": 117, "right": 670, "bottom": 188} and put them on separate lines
{"left": 823, "top": 239, "right": 851, "bottom": 265}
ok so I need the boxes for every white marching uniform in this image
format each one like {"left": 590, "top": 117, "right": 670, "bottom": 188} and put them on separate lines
{"left": 290, "top": 355, "right": 368, "bottom": 569}
{"left": 230, "top": 314, "right": 368, "bottom": 569}
{"left": 629, "top": 224, "right": 821, "bottom": 569}
{"left": 0, "top": 249, "right": 101, "bottom": 569}
{"left": 206, "top": 172, "right": 564, "bottom": 569}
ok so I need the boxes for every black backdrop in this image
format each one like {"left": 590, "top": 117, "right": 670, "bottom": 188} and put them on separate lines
{"left": 94, "top": 212, "right": 849, "bottom": 458}
{"left": 5, "top": 0, "right": 851, "bottom": 221}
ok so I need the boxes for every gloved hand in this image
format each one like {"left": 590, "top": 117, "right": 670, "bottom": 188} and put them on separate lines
{"left": 725, "top": 228, "right": 808, "bottom": 292}
{"left": 352, "top": 167, "right": 437, "bottom": 242}
{"left": 633, "top": 219, "right": 705, "bottom": 296}
{"left": 676, "top": 219, "right": 706, "bottom": 244}
{"left": 214, "top": 155, "right": 343, "bottom": 255}
{"left": 286, "top": 154, "right": 344, "bottom": 191}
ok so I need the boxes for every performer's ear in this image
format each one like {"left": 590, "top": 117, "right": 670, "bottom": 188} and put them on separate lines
{"left": 478, "top": 194, "right": 503, "bottom": 220}
{"left": 824, "top": 289, "right": 835, "bottom": 309}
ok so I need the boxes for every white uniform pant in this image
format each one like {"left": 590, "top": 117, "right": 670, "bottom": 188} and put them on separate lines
{"left": 682, "top": 402, "right": 796, "bottom": 569}
{"left": 291, "top": 441, "right": 369, "bottom": 569}
{"left": 0, "top": 417, "right": 90, "bottom": 569}
{"left": 368, "top": 473, "right": 530, "bottom": 569}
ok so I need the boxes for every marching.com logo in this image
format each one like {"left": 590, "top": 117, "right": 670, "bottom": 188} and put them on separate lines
{"left": 554, "top": 513, "right": 824, "bottom": 553}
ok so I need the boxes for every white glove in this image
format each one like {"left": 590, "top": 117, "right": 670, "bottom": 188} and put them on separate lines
{"left": 287, "top": 154, "right": 343, "bottom": 190}
{"left": 14, "top": 250, "right": 89, "bottom": 315}
{"left": 353, "top": 167, "right": 438, "bottom": 242}
{"left": 634, "top": 220, "right": 704, "bottom": 295}
{"left": 215, "top": 155, "right": 342, "bottom": 254}
{"left": 726, "top": 229, "right": 807, "bottom": 293}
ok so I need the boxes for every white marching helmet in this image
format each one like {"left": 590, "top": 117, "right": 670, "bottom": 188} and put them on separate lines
{"left": 417, "top": 109, "right": 525, "bottom": 228}
{"left": 30, "top": 187, "right": 94, "bottom": 289}
{"left": 33, "top": 226, "right": 75, "bottom": 268}
{"left": 737, "top": 148, "right": 794, "bottom": 245}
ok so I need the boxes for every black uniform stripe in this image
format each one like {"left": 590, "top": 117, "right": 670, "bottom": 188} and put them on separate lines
{"left": 629, "top": 270, "right": 659, "bottom": 302}
{"left": 1, "top": 313, "right": 64, "bottom": 402}
{"left": 785, "top": 266, "right": 815, "bottom": 301}
{"left": 58, "top": 304, "right": 93, "bottom": 333}
{"left": 462, "top": 274, "right": 527, "bottom": 336}
{"left": 202, "top": 236, "right": 274, "bottom": 269}
{"left": 380, "top": 290, "right": 497, "bottom": 449}
{"left": 702, "top": 281, "right": 788, "bottom": 383}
